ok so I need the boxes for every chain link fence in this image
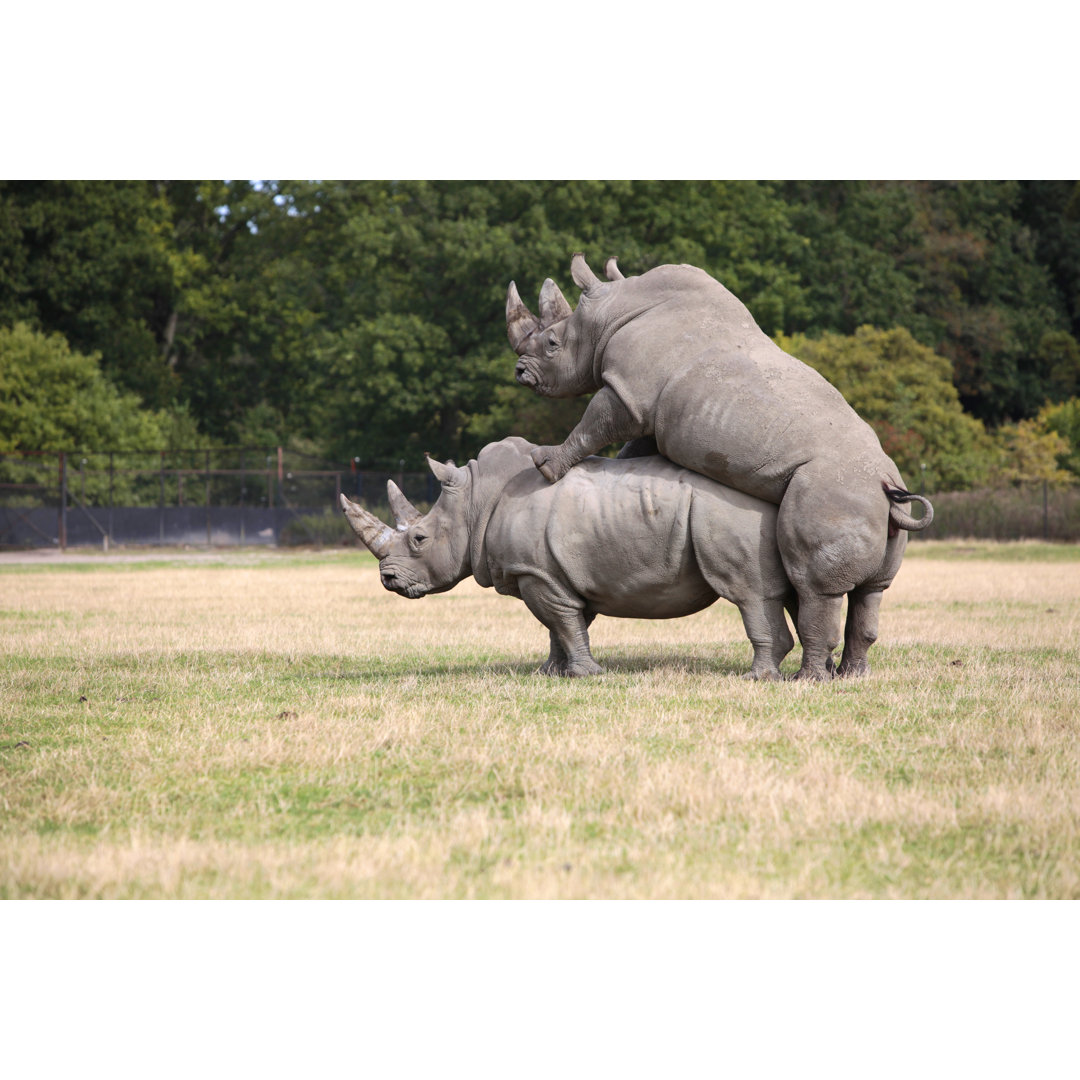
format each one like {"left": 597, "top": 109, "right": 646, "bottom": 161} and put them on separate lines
{"left": 3, "top": 447, "right": 1079, "bottom": 548}
{"left": 0, "top": 448, "right": 439, "bottom": 549}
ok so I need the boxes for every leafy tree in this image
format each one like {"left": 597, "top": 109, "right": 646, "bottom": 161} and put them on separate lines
{"left": 6, "top": 180, "right": 1080, "bottom": 473}
{"left": 988, "top": 419, "right": 1072, "bottom": 487}
{"left": 0, "top": 323, "right": 170, "bottom": 501}
{"left": 0, "top": 181, "right": 181, "bottom": 408}
{"left": 775, "top": 181, "right": 1080, "bottom": 425}
{"left": 775, "top": 326, "right": 992, "bottom": 491}
{"left": 1038, "top": 398, "right": 1080, "bottom": 478}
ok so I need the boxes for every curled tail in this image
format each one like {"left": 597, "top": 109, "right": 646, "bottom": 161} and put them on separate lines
{"left": 883, "top": 483, "right": 934, "bottom": 532}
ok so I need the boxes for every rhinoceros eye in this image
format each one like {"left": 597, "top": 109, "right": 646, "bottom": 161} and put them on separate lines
{"left": 412, "top": 531, "right": 428, "bottom": 546}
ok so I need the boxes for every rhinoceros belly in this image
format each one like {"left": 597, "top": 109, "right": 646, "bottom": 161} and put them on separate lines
{"left": 546, "top": 459, "right": 721, "bottom": 619}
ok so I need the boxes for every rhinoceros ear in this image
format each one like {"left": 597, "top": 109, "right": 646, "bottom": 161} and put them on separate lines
{"left": 605, "top": 256, "right": 624, "bottom": 281}
{"left": 570, "top": 252, "right": 602, "bottom": 295}
{"left": 386, "top": 480, "right": 421, "bottom": 529}
{"left": 426, "top": 453, "right": 469, "bottom": 489}
{"left": 539, "top": 278, "right": 573, "bottom": 326}
{"left": 339, "top": 494, "right": 395, "bottom": 557}
{"left": 506, "top": 281, "right": 541, "bottom": 352}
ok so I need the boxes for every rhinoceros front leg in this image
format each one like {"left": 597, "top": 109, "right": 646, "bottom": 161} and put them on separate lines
{"left": 518, "top": 576, "right": 603, "bottom": 677}
{"left": 531, "top": 387, "right": 644, "bottom": 483}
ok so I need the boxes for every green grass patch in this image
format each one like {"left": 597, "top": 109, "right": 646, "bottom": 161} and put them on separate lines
{"left": 1, "top": 552, "right": 1078, "bottom": 898}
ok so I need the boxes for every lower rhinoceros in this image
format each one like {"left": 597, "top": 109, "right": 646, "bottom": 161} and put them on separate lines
{"left": 340, "top": 437, "right": 798, "bottom": 679}
{"left": 506, "top": 254, "right": 934, "bottom": 680}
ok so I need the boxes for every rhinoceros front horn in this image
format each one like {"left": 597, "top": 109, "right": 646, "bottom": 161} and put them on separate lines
{"left": 387, "top": 480, "right": 421, "bottom": 528}
{"left": 539, "top": 278, "right": 573, "bottom": 326}
{"left": 339, "top": 494, "right": 395, "bottom": 557}
{"left": 506, "top": 281, "right": 541, "bottom": 352}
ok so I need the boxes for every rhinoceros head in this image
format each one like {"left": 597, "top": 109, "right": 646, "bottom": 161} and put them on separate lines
{"left": 506, "top": 254, "right": 620, "bottom": 399}
{"left": 340, "top": 456, "right": 472, "bottom": 599}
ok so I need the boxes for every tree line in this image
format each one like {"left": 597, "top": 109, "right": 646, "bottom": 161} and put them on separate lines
{"left": 2, "top": 180, "right": 1079, "bottom": 491}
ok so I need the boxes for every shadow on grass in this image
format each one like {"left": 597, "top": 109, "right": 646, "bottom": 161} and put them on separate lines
{"left": 312, "top": 646, "right": 765, "bottom": 683}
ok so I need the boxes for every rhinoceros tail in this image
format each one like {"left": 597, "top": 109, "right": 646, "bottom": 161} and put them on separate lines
{"left": 883, "top": 483, "right": 934, "bottom": 532}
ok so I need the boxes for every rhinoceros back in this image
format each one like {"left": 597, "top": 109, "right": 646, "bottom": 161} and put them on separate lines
{"left": 595, "top": 265, "right": 896, "bottom": 504}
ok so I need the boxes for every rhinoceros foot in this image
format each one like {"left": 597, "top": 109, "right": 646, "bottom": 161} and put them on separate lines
{"left": 539, "top": 657, "right": 604, "bottom": 677}
{"left": 531, "top": 445, "right": 567, "bottom": 484}
{"left": 742, "top": 668, "right": 782, "bottom": 682}
{"left": 791, "top": 664, "right": 835, "bottom": 682}
{"left": 836, "top": 658, "right": 871, "bottom": 678}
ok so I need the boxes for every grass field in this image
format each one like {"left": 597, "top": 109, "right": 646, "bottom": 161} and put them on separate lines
{"left": 2, "top": 540, "right": 1078, "bottom": 899}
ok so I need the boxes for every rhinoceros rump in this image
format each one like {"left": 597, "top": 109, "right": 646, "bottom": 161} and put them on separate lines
{"left": 341, "top": 438, "right": 798, "bottom": 679}
{"left": 506, "top": 255, "right": 934, "bottom": 680}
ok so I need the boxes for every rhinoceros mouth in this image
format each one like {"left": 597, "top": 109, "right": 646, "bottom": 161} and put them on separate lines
{"left": 380, "top": 566, "right": 432, "bottom": 599}
{"left": 384, "top": 579, "right": 431, "bottom": 599}
{"left": 515, "top": 361, "right": 539, "bottom": 389}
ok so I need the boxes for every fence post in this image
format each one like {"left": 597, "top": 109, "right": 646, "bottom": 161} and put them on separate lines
{"left": 1044, "top": 479, "right": 1049, "bottom": 541}
{"left": 108, "top": 452, "right": 114, "bottom": 546}
{"left": 58, "top": 451, "right": 67, "bottom": 552}
{"left": 206, "top": 448, "right": 212, "bottom": 547}
{"left": 159, "top": 451, "right": 165, "bottom": 545}
{"left": 239, "top": 449, "right": 246, "bottom": 545}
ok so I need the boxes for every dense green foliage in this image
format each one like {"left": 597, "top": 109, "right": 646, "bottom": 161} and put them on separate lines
{"left": 776, "top": 326, "right": 993, "bottom": 491}
{"left": 0, "top": 323, "right": 169, "bottom": 454}
{"left": 3, "top": 180, "right": 1079, "bottom": 483}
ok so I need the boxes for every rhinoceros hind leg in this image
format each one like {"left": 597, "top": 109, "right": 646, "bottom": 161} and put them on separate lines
{"left": 836, "top": 586, "right": 884, "bottom": 678}
{"left": 791, "top": 593, "right": 844, "bottom": 681}
{"left": 736, "top": 596, "right": 794, "bottom": 681}
{"left": 521, "top": 579, "right": 602, "bottom": 677}
{"left": 539, "top": 630, "right": 604, "bottom": 677}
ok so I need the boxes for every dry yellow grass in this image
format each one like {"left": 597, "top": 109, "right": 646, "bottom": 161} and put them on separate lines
{"left": 1, "top": 545, "right": 1079, "bottom": 898}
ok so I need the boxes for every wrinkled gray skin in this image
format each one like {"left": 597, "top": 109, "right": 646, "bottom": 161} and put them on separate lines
{"left": 506, "top": 255, "right": 934, "bottom": 680}
{"left": 340, "top": 437, "right": 799, "bottom": 679}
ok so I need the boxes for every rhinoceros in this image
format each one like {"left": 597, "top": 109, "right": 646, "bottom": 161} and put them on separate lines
{"left": 340, "top": 437, "right": 800, "bottom": 679}
{"left": 506, "top": 254, "right": 934, "bottom": 680}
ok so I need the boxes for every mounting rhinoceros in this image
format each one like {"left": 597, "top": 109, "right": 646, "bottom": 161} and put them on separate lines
{"left": 506, "top": 254, "right": 934, "bottom": 680}
{"left": 340, "top": 437, "right": 800, "bottom": 679}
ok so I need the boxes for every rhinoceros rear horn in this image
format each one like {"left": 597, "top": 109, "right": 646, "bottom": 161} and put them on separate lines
{"left": 426, "top": 453, "right": 468, "bottom": 489}
{"left": 605, "top": 256, "right": 624, "bottom": 281}
{"left": 506, "top": 281, "right": 541, "bottom": 352}
{"left": 570, "top": 252, "right": 602, "bottom": 295}
{"left": 539, "top": 278, "right": 573, "bottom": 326}
{"left": 386, "top": 480, "right": 421, "bottom": 528}
{"left": 339, "top": 494, "right": 395, "bottom": 557}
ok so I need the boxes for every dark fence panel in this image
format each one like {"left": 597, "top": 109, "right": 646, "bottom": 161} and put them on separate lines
{"left": 0, "top": 506, "right": 332, "bottom": 548}
{"left": 0, "top": 446, "right": 440, "bottom": 549}
{"left": 7, "top": 448, "right": 1080, "bottom": 548}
